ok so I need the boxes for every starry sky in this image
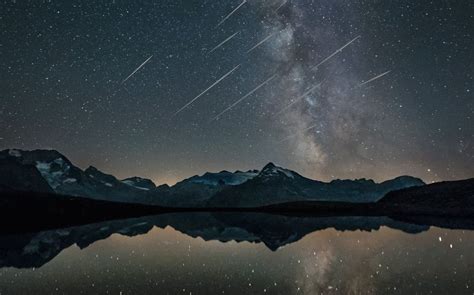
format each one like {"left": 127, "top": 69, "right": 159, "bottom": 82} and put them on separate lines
{"left": 1, "top": 0, "right": 473, "bottom": 184}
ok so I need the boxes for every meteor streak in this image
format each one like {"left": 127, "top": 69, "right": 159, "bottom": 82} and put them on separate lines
{"left": 276, "top": 1, "right": 288, "bottom": 12}
{"left": 275, "top": 83, "right": 321, "bottom": 115}
{"left": 358, "top": 70, "right": 391, "bottom": 87}
{"left": 121, "top": 55, "right": 153, "bottom": 84}
{"left": 247, "top": 32, "right": 276, "bottom": 53}
{"left": 216, "top": 0, "right": 247, "bottom": 27}
{"left": 278, "top": 124, "right": 319, "bottom": 143}
{"left": 172, "top": 65, "right": 241, "bottom": 117}
{"left": 312, "top": 36, "right": 361, "bottom": 70}
{"left": 209, "top": 32, "right": 240, "bottom": 53}
{"left": 212, "top": 74, "right": 277, "bottom": 121}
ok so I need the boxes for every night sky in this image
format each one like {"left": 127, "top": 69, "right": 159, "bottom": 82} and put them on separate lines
{"left": 1, "top": 0, "right": 472, "bottom": 184}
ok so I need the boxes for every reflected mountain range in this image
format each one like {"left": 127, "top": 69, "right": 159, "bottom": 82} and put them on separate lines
{"left": 3, "top": 212, "right": 474, "bottom": 269}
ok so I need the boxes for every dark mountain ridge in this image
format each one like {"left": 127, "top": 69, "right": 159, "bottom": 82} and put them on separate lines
{"left": 0, "top": 149, "right": 158, "bottom": 204}
{"left": 0, "top": 148, "right": 462, "bottom": 210}
{"left": 207, "top": 162, "right": 425, "bottom": 207}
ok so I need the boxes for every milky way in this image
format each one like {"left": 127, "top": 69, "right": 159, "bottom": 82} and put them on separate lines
{"left": 0, "top": 1, "right": 472, "bottom": 184}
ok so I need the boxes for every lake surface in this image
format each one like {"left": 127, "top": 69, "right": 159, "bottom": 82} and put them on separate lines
{"left": 0, "top": 213, "right": 473, "bottom": 294}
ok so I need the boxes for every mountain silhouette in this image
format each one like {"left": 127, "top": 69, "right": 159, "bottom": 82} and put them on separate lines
{"left": 0, "top": 148, "right": 425, "bottom": 207}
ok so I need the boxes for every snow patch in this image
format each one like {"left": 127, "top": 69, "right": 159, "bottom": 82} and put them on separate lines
{"left": 279, "top": 168, "right": 295, "bottom": 178}
{"left": 35, "top": 158, "right": 71, "bottom": 189}
{"left": 122, "top": 179, "right": 151, "bottom": 190}
{"left": 134, "top": 186, "right": 150, "bottom": 191}
{"left": 63, "top": 178, "right": 77, "bottom": 184}
{"left": 8, "top": 149, "right": 21, "bottom": 157}
{"left": 122, "top": 180, "right": 135, "bottom": 186}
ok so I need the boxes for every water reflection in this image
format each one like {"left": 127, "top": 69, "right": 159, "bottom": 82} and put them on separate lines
{"left": 0, "top": 213, "right": 473, "bottom": 294}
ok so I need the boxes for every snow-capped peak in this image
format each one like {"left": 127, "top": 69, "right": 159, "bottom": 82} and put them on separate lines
{"left": 258, "top": 163, "right": 295, "bottom": 179}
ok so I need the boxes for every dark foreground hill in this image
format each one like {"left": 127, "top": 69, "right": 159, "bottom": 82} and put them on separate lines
{"left": 263, "top": 178, "right": 474, "bottom": 216}
{"left": 378, "top": 178, "right": 474, "bottom": 215}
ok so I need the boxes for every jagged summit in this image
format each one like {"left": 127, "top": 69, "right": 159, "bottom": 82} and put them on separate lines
{"left": 262, "top": 162, "right": 276, "bottom": 170}
{"left": 258, "top": 162, "right": 296, "bottom": 179}
{"left": 1, "top": 149, "right": 71, "bottom": 165}
{"left": 382, "top": 175, "right": 424, "bottom": 186}
{"left": 122, "top": 177, "right": 156, "bottom": 190}
{"left": 0, "top": 149, "right": 157, "bottom": 203}
{"left": 182, "top": 169, "right": 258, "bottom": 187}
{"left": 331, "top": 178, "right": 376, "bottom": 185}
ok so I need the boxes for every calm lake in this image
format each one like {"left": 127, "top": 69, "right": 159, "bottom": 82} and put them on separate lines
{"left": 0, "top": 213, "right": 473, "bottom": 294}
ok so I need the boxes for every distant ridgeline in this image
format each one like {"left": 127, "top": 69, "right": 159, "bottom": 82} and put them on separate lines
{"left": 0, "top": 148, "right": 429, "bottom": 208}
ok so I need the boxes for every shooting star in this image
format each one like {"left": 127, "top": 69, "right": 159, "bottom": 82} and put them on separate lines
{"left": 275, "top": 83, "right": 321, "bottom": 115}
{"left": 212, "top": 74, "right": 277, "bottom": 121}
{"left": 216, "top": 0, "right": 247, "bottom": 27}
{"left": 172, "top": 64, "right": 241, "bottom": 117}
{"left": 209, "top": 32, "right": 240, "bottom": 53}
{"left": 278, "top": 124, "right": 319, "bottom": 143}
{"left": 312, "top": 35, "right": 361, "bottom": 70}
{"left": 358, "top": 70, "right": 391, "bottom": 87}
{"left": 276, "top": 0, "right": 288, "bottom": 12}
{"left": 121, "top": 55, "right": 153, "bottom": 84}
{"left": 247, "top": 32, "right": 277, "bottom": 53}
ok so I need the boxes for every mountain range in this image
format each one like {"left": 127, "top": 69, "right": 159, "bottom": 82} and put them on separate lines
{"left": 0, "top": 148, "right": 426, "bottom": 207}
{"left": 1, "top": 148, "right": 473, "bottom": 270}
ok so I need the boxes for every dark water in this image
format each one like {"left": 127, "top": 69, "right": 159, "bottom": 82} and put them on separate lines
{"left": 0, "top": 213, "right": 473, "bottom": 294}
